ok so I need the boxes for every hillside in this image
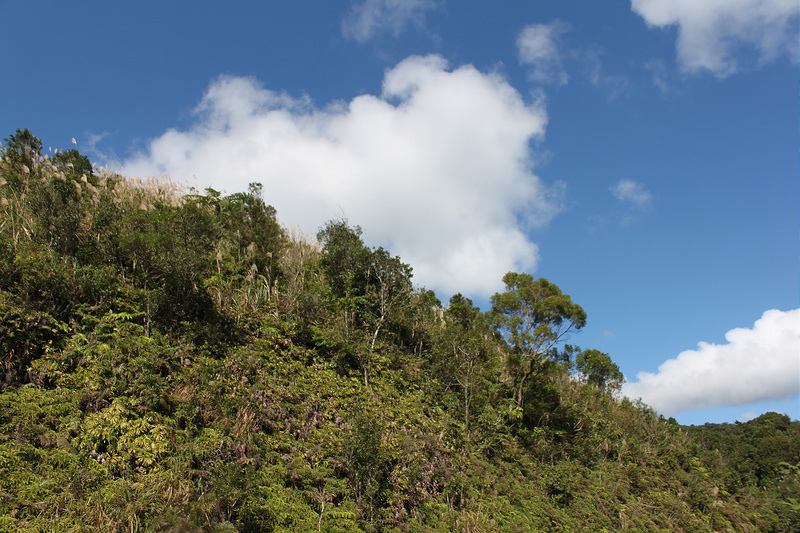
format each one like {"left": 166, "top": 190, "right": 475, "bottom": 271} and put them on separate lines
{"left": 1, "top": 129, "right": 798, "bottom": 532}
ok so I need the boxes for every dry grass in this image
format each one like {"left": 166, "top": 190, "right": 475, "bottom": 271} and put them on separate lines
{"left": 94, "top": 169, "right": 186, "bottom": 210}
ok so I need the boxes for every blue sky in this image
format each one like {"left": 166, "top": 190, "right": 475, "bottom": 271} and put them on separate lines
{"left": 1, "top": 0, "right": 798, "bottom": 425}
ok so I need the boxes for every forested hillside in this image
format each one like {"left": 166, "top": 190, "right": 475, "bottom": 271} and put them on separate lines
{"left": 1, "top": 128, "right": 798, "bottom": 532}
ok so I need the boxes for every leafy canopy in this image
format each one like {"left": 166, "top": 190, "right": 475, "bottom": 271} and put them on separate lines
{"left": 489, "top": 272, "right": 586, "bottom": 358}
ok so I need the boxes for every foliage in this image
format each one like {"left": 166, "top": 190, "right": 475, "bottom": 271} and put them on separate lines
{"left": 51, "top": 148, "right": 94, "bottom": 180}
{"left": 575, "top": 348, "right": 625, "bottom": 391}
{"left": 0, "top": 130, "right": 794, "bottom": 532}
{"left": 1, "top": 129, "right": 42, "bottom": 190}
{"left": 489, "top": 272, "right": 587, "bottom": 408}
{"left": 316, "top": 219, "right": 414, "bottom": 385}
{"left": 685, "top": 412, "right": 800, "bottom": 532}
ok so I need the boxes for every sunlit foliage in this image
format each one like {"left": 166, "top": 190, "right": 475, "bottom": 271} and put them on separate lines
{"left": 0, "top": 131, "right": 796, "bottom": 532}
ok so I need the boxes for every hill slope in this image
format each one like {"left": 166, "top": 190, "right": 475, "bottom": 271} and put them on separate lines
{"left": 1, "top": 130, "right": 798, "bottom": 532}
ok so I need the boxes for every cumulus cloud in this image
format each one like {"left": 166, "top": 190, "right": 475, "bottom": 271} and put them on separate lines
{"left": 122, "top": 55, "right": 558, "bottom": 297}
{"left": 622, "top": 309, "right": 800, "bottom": 415}
{"left": 342, "top": 0, "right": 437, "bottom": 42}
{"left": 516, "top": 21, "right": 572, "bottom": 85}
{"left": 631, "top": 0, "right": 800, "bottom": 77}
{"left": 610, "top": 179, "right": 653, "bottom": 209}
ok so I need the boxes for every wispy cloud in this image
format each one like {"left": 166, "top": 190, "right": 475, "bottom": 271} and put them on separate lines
{"left": 644, "top": 59, "right": 672, "bottom": 94}
{"left": 631, "top": 0, "right": 800, "bottom": 77}
{"left": 342, "top": 0, "right": 438, "bottom": 42}
{"left": 121, "top": 55, "right": 561, "bottom": 298}
{"left": 579, "top": 46, "right": 630, "bottom": 99}
{"left": 516, "top": 21, "right": 572, "bottom": 85}
{"left": 622, "top": 309, "right": 800, "bottom": 415}
{"left": 83, "top": 131, "right": 119, "bottom": 167}
{"left": 610, "top": 179, "right": 653, "bottom": 210}
{"left": 517, "top": 22, "right": 629, "bottom": 99}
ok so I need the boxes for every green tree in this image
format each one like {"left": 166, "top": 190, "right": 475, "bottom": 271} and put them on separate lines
{"left": 29, "top": 162, "right": 88, "bottom": 255}
{"left": 219, "top": 183, "right": 285, "bottom": 279}
{"left": 316, "top": 219, "right": 373, "bottom": 379}
{"left": 363, "top": 247, "right": 412, "bottom": 362}
{"left": 317, "top": 219, "right": 372, "bottom": 304}
{"left": 317, "top": 219, "right": 414, "bottom": 385}
{"left": 1, "top": 129, "right": 42, "bottom": 192}
{"left": 51, "top": 148, "right": 94, "bottom": 179}
{"left": 2, "top": 129, "right": 41, "bottom": 171}
{"left": 116, "top": 197, "right": 221, "bottom": 328}
{"left": 575, "top": 348, "right": 624, "bottom": 391}
{"left": 437, "top": 293, "right": 495, "bottom": 437}
{"left": 489, "top": 273, "right": 586, "bottom": 408}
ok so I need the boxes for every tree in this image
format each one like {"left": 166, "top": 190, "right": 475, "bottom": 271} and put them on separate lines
{"left": 365, "top": 247, "right": 412, "bottom": 349}
{"left": 29, "top": 152, "right": 94, "bottom": 256}
{"left": 489, "top": 272, "right": 586, "bottom": 408}
{"left": 317, "top": 219, "right": 414, "bottom": 385}
{"left": 2, "top": 129, "right": 43, "bottom": 190}
{"left": 317, "top": 218, "right": 371, "bottom": 303}
{"left": 219, "top": 183, "right": 285, "bottom": 278}
{"left": 2, "top": 129, "right": 42, "bottom": 170}
{"left": 437, "top": 293, "right": 495, "bottom": 437}
{"left": 316, "top": 219, "right": 373, "bottom": 378}
{"left": 116, "top": 196, "right": 221, "bottom": 328}
{"left": 52, "top": 148, "right": 94, "bottom": 180}
{"left": 575, "top": 348, "right": 624, "bottom": 391}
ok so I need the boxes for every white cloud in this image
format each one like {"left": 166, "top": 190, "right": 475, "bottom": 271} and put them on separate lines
{"left": 610, "top": 179, "right": 653, "bottom": 209}
{"left": 622, "top": 309, "right": 800, "bottom": 415}
{"left": 516, "top": 21, "right": 572, "bottom": 85}
{"left": 737, "top": 411, "right": 757, "bottom": 422}
{"left": 122, "top": 55, "right": 558, "bottom": 298}
{"left": 517, "top": 23, "right": 628, "bottom": 98}
{"left": 342, "top": 0, "right": 437, "bottom": 42}
{"left": 631, "top": 0, "right": 800, "bottom": 77}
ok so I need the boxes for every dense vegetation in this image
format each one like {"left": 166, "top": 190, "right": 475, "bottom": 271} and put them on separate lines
{"left": 685, "top": 413, "right": 800, "bottom": 531}
{"left": 0, "top": 128, "right": 797, "bottom": 532}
